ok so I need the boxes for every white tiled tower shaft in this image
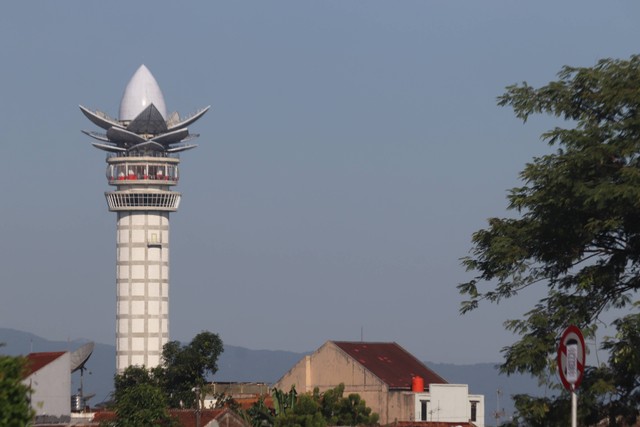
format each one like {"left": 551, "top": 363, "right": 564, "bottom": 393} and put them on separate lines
{"left": 115, "top": 211, "right": 170, "bottom": 370}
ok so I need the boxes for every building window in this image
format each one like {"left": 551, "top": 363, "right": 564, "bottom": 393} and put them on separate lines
{"left": 470, "top": 401, "right": 477, "bottom": 422}
{"left": 420, "top": 400, "right": 428, "bottom": 421}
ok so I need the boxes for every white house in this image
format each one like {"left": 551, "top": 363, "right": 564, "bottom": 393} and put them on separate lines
{"left": 22, "top": 351, "right": 71, "bottom": 421}
{"left": 414, "top": 383, "right": 484, "bottom": 426}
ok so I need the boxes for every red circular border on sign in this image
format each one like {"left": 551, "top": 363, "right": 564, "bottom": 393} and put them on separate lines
{"left": 557, "top": 325, "right": 586, "bottom": 391}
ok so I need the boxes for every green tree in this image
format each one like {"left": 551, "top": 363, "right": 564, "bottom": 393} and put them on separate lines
{"left": 0, "top": 354, "right": 34, "bottom": 427}
{"left": 159, "top": 330, "right": 223, "bottom": 408}
{"left": 459, "top": 55, "right": 640, "bottom": 424}
{"left": 258, "top": 384, "right": 378, "bottom": 427}
{"left": 319, "top": 384, "right": 343, "bottom": 423}
{"left": 336, "top": 393, "right": 377, "bottom": 426}
{"left": 585, "top": 312, "right": 640, "bottom": 425}
{"left": 111, "top": 366, "right": 174, "bottom": 427}
{"left": 275, "top": 393, "right": 326, "bottom": 427}
{"left": 272, "top": 386, "right": 297, "bottom": 416}
{"left": 245, "top": 396, "right": 275, "bottom": 427}
{"left": 319, "top": 384, "right": 378, "bottom": 426}
{"left": 110, "top": 331, "right": 223, "bottom": 415}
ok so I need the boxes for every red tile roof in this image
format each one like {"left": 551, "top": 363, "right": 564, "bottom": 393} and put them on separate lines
{"left": 23, "top": 351, "right": 66, "bottom": 377}
{"left": 235, "top": 396, "right": 273, "bottom": 410}
{"left": 92, "top": 410, "right": 116, "bottom": 422}
{"left": 332, "top": 342, "right": 447, "bottom": 390}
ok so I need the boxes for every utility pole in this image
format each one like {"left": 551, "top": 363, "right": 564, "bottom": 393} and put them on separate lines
{"left": 195, "top": 386, "right": 201, "bottom": 427}
{"left": 493, "top": 389, "right": 505, "bottom": 426}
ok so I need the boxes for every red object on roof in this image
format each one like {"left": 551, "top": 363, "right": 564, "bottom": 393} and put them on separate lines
{"left": 23, "top": 351, "right": 66, "bottom": 377}
{"left": 332, "top": 342, "right": 447, "bottom": 390}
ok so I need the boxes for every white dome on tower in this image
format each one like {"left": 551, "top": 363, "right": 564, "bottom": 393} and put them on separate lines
{"left": 119, "top": 65, "right": 168, "bottom": 121}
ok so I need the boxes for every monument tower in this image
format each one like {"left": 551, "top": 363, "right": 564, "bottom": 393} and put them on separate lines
{"left": 80, "top": 65, "right": 209, "bottom": 372}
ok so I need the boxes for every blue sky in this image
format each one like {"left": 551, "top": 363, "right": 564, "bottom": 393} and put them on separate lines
{"left": 1, "top": 1, "right": 639, "bottom": 364}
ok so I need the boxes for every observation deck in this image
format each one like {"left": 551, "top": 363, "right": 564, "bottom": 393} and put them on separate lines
{"left": 106, "top": 153, "right": 180, "bottom": 186}
{"left": 105, "top": 152, "right": 181, "bottom": 212}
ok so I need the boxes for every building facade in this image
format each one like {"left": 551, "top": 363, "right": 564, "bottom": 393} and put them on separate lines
{"left": 414, "top": 384, "right": 484, "bottom": 425}
{"left": 275, "top": 341, "right": 484, "bottom": 427}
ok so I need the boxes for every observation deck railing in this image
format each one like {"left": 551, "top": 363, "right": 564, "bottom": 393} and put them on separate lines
{"left": 105, "top": 191, "right": 181, "bottom": 211}
{"left": 106, "top": 151, "right": 180, "bottom": 159}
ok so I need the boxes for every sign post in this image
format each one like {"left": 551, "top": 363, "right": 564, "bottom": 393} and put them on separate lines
{"left": 557, "top": 325, "right": 585, "bottom": 427}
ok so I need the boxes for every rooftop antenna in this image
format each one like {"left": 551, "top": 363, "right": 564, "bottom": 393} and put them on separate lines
{"left": 493, "top": 389, "right": 505, "bottom": 426}
{"left": 360, "top": 326, "right": 363, "bottom": 342}
{"left": 428, "top": 401, "right": 441, "bottom": 421}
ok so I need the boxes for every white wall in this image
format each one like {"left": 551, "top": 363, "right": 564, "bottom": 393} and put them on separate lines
{"left": 414, "top": 384, "right": 484, "bottom": 427}
{"left": 469, "top": 393, "right": 485, "bottom": 427}
{"left": 23, "top": 353, "right": 71, "bottom": 418}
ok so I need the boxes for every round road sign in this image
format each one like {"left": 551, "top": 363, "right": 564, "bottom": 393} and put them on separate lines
{"left": 557, "top": 325, "right": 586, "bottom": 391}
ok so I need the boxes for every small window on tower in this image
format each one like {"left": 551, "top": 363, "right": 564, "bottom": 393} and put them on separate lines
{"left": 148, "top": 232, "right": 161, "bottom": 248}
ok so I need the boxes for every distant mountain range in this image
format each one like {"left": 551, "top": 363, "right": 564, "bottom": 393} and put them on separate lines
{"left": 0, "top": 328, "right": 546, "bottom": 425}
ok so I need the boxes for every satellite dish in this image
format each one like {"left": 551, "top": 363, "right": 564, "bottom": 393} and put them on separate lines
{"left": 70, "top": 342, "right": 94, "bottom": 373}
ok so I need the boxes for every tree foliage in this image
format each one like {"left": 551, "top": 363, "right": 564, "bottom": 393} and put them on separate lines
{"left": 0, "top": 354, "right": 33, "bottom": 427}
{"left": 247, "top": 384, "right": 378, "bottom": 427}
{"left": 110, "top": 330, "right": 223, "bottom": 425}
{"left": 317, "top": 384, "right": 378, "bottom": 426}
{"left": 272, "top": 385, "right": 297, "bottom": 416}
{"left": 160, "top": 330, "right": 223, "bottom": 408}
{"left": 459, "top": 55, "right": 640, "bottom": 424}
{"left": 111, "top": 365, "right": 174, "bottom": 427}
{"left": 274, "top": 392, "right": 326, "bottom": 427}
{"left": 245, "top": 396, "right": 275, "bottom": 427}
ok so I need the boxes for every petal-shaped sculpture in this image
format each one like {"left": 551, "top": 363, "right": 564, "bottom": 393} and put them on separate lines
{"left": 126, "top": 104, "right": 168, "bottom": 135}
{"left": 107, "top": 126, "right": 147, "bottom": 145}
{"left": 91, "top": 142, "right": 127, "bottom": 152}
{"left": 82, "top": 130, "right": 111, "bottom": 142}
{"left": 178, "top": 133, "right": 199, "bottom": 143}
{"left": 79, "top": 105, "right": 122, "bottom": 131}
{"left": 128, "top": 140, "right": 166, "bottom": 152}
{"left": 166, "top": 106, "right": 211, "bottom": 132}
{"left": 166, "top": 144, "right": 198, "bottom": 153}
{"left": 150, "top": 128, "right": 189, "bottom": 145}
{"left": 119, "top": 65, "right": 168, "bottom": 121}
